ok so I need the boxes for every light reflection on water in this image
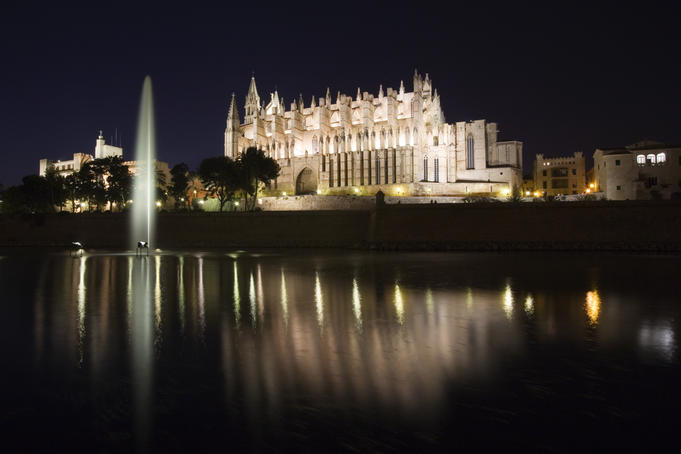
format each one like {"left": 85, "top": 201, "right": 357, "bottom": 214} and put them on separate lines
{"left": 3, "top": 251, "right": 680, "bottom": 450}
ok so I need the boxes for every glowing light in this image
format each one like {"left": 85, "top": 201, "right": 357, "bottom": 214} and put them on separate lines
{"left": 316, "top": 189, "right": 322, "bottom": 195}
{"left": 589, "top": 183, "right": 595, "bottom": 189}
{"left": 155, "top": 201, "right": 162, "bottom": 207}
{"left": 199, "top": 200, "right": 205, "bottom": 205}
{"left": 525, "top": 191, "right": 530, "bottom": 196}
{"left": 503, "top": 188, "right": 511, "bottom": 196}
{"left": 533, "top": 191, "right": 540, "bottom": 197}
{"left": 525, "top": 295, "right": 534, "bottom": 314}
{"left": 258, "top": 198, "right": 262, "bottom": 204}
{"left": 585, "top": 290, "right": 601, "bottom": 325}
{"left": 282, "top": 192, "right": 287, "bottom": 196}
{"left": 394, "top": 283, "right": 404, "bottom": 324}
{"left": 586, "top": 188, "right": 591, "bottom": 193}
{"left": 234, "top": 201, "right": 239, "bottom": 206}
{"left": 426, "top": 287, "right": 434, "bottom": 316}
{"left": 353, "top": 187, "right": 359, "bottom": 193}
{"left": 180, "top": 197, "right": 184, "bottom": 202}
{"left": 80, "top": 202, "right": 87, "bottom": 208}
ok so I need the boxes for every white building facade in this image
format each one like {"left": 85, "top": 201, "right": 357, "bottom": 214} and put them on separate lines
{"left": 39, "top": 131, "right": 123, "bottom": 177}
{"left": 593, "top": 141, "right": 681, "bottom": 200}
{"left": 225, "top": 71, "right": 523, "bottom": 196}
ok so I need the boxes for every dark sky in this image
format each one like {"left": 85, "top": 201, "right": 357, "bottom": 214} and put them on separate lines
{"left": 1, "top": 2, "right": 679, "bottom": 185}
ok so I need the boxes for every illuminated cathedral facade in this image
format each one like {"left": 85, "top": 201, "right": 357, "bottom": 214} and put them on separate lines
{"left": 225, "top": 71, "right": 522, "bottom": 196}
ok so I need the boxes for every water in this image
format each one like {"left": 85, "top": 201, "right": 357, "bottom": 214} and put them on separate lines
{"left": 131, "top": 76, "right": 156, "bottom": 250}
{"left": 1, "top": 250, "right": 679, "bottom": 452}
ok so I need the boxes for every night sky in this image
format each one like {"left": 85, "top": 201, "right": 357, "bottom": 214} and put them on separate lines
{"left": 1, "top": 2, "right": 679, "bottom": 186}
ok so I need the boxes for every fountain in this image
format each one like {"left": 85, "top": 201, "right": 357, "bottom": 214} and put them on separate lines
{"left": 131, "top": 76, "right": 157, "bottom": 251}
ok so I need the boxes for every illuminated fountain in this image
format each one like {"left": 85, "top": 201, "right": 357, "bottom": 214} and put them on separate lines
{"left": 131, "top": 76, "right": 157, "bottom": 251}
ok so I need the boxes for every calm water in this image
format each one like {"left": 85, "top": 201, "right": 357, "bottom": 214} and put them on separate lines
{"left": 1, "top": 250, "right": 679, "bottom": 452}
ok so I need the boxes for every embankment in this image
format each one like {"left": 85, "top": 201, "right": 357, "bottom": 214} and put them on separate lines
{"left": 1, "top": 201, "right": 680, "bottom": 251}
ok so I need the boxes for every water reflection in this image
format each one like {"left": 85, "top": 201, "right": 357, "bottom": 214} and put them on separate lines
{"left": 525, "top": 295, "right": 534, "bottom": 315}
{"left": 77, "top": 256, "right": 87, "bottom": 366}
{"left": 14, "top": 251, "right": 681, "bottom": 451}
{"left": 233, "top": 261, "right": 241, "bottom": 327}
{"left": 586, "top": 290, "right": 601, "bottom": 326}
{"left": 352, "top": 278, "right": 362, "bottom": 330}
{"left": 130, "top": 257, "right": 153, "bottom": 451}
{"left": 503, "top": 283, "right": 514, "bottom": 319}
{"left": 280, "top": 268, "right": 288, "bottom": 324}
{"left": 315, "top": 271, "right": 324, "bottom": 328}
{"left": 394, "top": 282, "right": 404, "bottom": 324}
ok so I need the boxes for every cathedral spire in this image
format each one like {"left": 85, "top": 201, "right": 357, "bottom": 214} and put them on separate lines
{"left": 298, "top": 93, "right": 304, "bottom": 112}
{"left": 310, "top": 95, "right": 316, "bottom": 108}
{"left": 356, "top": 87, "right": 361, "bottom": 102}
{"left": 244, "top": 76, "right": 260, "bottom": 124}
{"left": 399, "top": 80, "right": 405, "bottom": 95}
{"left": 379, "top": 84, "right": 384, "bottom": 99}
{"left": 336, "top": 91, "right": 341, "bottom": 104}
{"left": 325, "top": 87, "right": 331, "bottom": 105}
{"left": 227, "top": 93, "right": 240, "bottom": 127}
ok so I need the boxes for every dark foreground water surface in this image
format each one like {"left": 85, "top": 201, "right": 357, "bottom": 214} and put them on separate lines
{"left": 1, "top": 249, "right": 679, "bottom": 453}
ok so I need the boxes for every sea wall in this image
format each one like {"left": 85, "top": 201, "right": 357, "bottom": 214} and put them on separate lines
{"left": 1, "top": 201, "right": 680, "bottom": 251}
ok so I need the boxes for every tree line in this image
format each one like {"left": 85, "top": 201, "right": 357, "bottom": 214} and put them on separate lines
{"left": 0, "top": 147, "right": 280, "bottom": 214}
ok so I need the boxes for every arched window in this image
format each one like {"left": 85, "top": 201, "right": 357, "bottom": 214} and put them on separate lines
{"left": 413, "top": 128, "right": 419, "bottom": 145}
{"left": 322, "top": 153, "right": 326, "bottom": 172}
{"left": 376, "top": 152, "right": 380, "bottom": 184}
{"left": 434, "top": 158, "right": 439, "bottom": 182}
{"left": 405, "top": 127, "right": 411, "bottom": 146}
{"left": 312, "top": 135, "right": 318, "bottom": 154}
{"left": 423, "top": 157, "right": 428, "bottom": 181}
{"left": 646, "top": 154, "right": 656, "bottom": 165}
{"left": 433, "top": 136, "right": 439, "bottom": 146}
{"left": 657, "top": 152, "right": 666, "bottom": 163}
{"left": 466, "top": 134, "right": 474, "bottom": 169}
{"left": 637, "top": 154, "right": 646, "bottom": 165}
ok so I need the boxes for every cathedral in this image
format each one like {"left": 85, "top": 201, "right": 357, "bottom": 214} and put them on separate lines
{"left": 224, "top": 71, "right": 523, "bottom": 196}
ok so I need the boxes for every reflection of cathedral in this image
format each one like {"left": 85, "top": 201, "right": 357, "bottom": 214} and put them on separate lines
{"left": 225, "top": 71, "right": 523, "bottom": 196}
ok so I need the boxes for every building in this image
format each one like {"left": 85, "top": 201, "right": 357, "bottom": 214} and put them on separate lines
{"left": 224, "top": 71, "right": 523, "bottom": 196}
{"left": 39, "top": 131, "right": 170, "bottom": 182}
{"left": 593, "top": 141, "right": 681, "bottom": 200}
{"left": 39, "top": 131, "right": 123, "bottom": 176}
{"left": 533, "top": 152, "right": 586, "bottom": 196}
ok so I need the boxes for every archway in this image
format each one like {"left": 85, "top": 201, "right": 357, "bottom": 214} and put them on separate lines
{"left": 295, "top": 167, "right": 317, "bottom": 195}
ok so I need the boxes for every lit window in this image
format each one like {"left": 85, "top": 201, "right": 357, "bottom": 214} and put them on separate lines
{"left": 657, "top": 153, "right": 666, "bottom": 163}
{"left": 646, "top": 154, "right": 656, "bottom": 165}
{"left": 637, "top": 154, "right": 646, "bottom": 165}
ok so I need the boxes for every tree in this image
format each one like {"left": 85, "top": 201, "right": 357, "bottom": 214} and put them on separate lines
{"left": 237, "top": 147, "right": 280, "bottom": 210}
{"left": 20, "top": 175, "right": 52, "bottom": 213}
{"left": 198, "top": 156, "right": 240, "bottom": 212}
{"left": 65, "top": 172, "right": 85, "bottom": 212}
{"left": 103, "top": 156, "right": 132, "bottom": 211}
{"left": 44, "top": 166, "right": 67, "bottom": 211}
{"left": 169, "top": 163, "right": 190, "bottom": 210}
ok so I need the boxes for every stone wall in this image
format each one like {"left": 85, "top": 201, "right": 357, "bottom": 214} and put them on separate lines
{"left": 2, "top": 201, "right": 680, "bottom": 251}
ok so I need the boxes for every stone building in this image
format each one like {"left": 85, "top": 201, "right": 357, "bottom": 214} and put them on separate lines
{"left": 39, "top": 131, "right": 123, "bottom": 177}
{"left": 593, "top": 141, "right": 681, "bottom": 200}
{"left": 533, "top": 152, "right": 586, "bottom": 196}
{"left": 224, "top": 71, "right": 523, "bottom": 196}
{"left": 39, "top": 131, "right": 170, "bottom": 183}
